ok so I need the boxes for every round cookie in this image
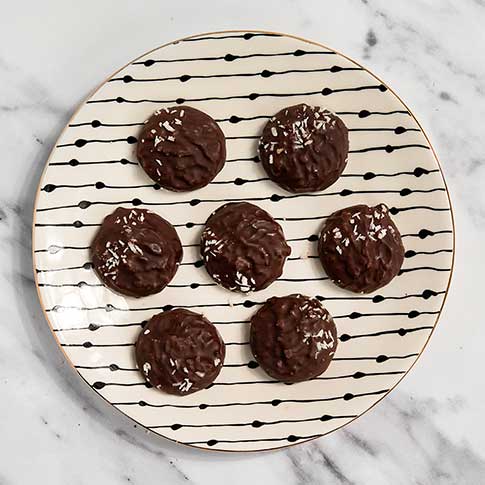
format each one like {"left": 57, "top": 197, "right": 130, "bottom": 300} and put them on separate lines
{"left": 258, "top": 104, "right": 348, "bottom": 193}
{"left": 135, "top": 309, "right": 225, "bottom": 395}
{"left": 136, "top": 106, "right": 226, "bottom": 191}
{"left": 318, "top": 204, "right": 405, "bottom": 293}
{"left": 250, "top": 294, "right": 337, "bottom": 383}
{"left": 91, "top": 207, "right": 182, "bottom": 297}
{"left": 200, "top": 202, "right": 291, "bottom": 292}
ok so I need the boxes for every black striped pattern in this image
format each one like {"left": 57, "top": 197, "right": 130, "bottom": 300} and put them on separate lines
{"left": 33, "top": 31, "right": 454, "bottom": 452}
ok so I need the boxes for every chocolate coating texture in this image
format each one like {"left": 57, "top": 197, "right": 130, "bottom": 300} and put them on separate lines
{"left": 91, "top": 207, "right": 182, "bottom": 297}
{"left": 259, "top": 104, "right": 348, "bottom": 193}
{"left": 137, "top": 106, "right": 226, "bottom": 191}
{"left": 318, "top": 204, "right": 405, "bottom": 293}
{"left": 200, "top": 202, "right": 291, "bottom": 292}
{"left": 250, "top": 294, "right": 337, "bottom": 383}
{"left": 135, "top": 309, "right": 225, "bottom": 395}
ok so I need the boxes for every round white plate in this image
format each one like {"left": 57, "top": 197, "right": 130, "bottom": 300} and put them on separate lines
{"left": 33, "top": 30, "right": 454, "bottom": 452}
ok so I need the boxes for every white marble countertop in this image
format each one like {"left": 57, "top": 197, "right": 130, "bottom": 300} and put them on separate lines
{"left": 2, "top": 1, "right": 484, "bottom": 483}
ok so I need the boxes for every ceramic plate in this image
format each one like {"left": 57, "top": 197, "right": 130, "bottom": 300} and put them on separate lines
{"left": 33, "top": 30, "right": 454, "bottom": 452}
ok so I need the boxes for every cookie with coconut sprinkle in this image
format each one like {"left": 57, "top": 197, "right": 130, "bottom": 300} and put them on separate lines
{"left": 91, "top": 207, "right": 182, "bottom": 297}
{"left": 250, "top": 294, "right": 337, "bottom": 383}
{"left": 136, "top": 106, "right": 226, "bottom": 191}
{"left": 200, "top": 202, "right": 291, "bottom": 292}
{"left": 259, "top": 103, "right": 348, "bottom": 193}
{"left": 318, "top": 204, "right": 404, "bottom": 293}
{"left": 135, "top": 309, "right": 225, "bottom": 395}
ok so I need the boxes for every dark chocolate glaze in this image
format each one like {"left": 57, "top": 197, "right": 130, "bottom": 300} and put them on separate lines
{"left": 250, "top": 294, "right": 337, "bottom": 383}
{"left": 136, "top": 106, "right": 226, "bottom": 192}
{"left": 318, "top": 204, "right": 405, "bottom": 293}
{"left": 200, "top": 202, "right": 291, "bottom": 292}
{"left": 259, "top": 104, "right": 348, "bottom": 193}
{"left": 135, "top": 309, "right": 225, "bottom": 395}
{"left": 91, "top": 207, "right": 182, "bottom": 297}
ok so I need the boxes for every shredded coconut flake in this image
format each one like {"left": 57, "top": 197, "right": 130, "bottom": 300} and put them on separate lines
{"left": 162, "top": 121, "right": 175, "bottom": 132}
{"left": 178, "top": 378, "right": 193, "bottom": 393}
{"left": 154, "top": 136, "right": 163, "bottom": 146}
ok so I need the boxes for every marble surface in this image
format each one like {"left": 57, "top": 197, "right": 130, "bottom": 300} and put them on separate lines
{"left": 1, "top": 0, "right": 484, "bottom": 483}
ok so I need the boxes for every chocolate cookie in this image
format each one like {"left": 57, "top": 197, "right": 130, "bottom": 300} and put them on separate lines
{"left": 318, "top": 204, "right": 405, "bottom": 293}
{"left": 250, "top": 294, "right": 337, "bottom": 383}
{"left": 136, "top": 106, "right": 226, "bottom": 191}
{"left": 259, "top": 104, "right": 348, "bottom": 193}
{"left": 200, "top": 202, "right": 291, "bottom": 292}
{"left": 135, "top": 309, "right": 225, "bottom": 395}
{"left": 91, "top": 207, "right": 182, "bottom": 297}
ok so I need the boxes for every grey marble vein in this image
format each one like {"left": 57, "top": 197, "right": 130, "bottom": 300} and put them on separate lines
{"left": 281, "top": 393, "right": 485, "bottom": 485}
